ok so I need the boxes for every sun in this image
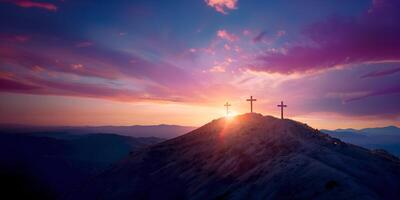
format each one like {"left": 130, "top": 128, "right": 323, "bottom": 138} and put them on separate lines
{"left": 225, "top": 110, "right": 238, "bottom": 119}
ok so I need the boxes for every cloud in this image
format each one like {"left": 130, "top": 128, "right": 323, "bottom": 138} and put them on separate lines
{"left": 252, "top": 31, "right": 266, "bottom": 43}
{"left": 25, "top": 76, "right": 145, "bottom": 101}
{"left": 0, "top": 39, "right": 209, "bottom": 103}
{"left": 361, "top": 67, "right": 400, "bottom": 78}
{"left": 205, "top": 0, "right": 237, "bottom": 14}
{"left": 346, "top": 86, "right": 400, "bottom": 102}
{"left": 252, "top": 0, "right": 400, "bottom": 74}
{"left": 276, "top": 63, "right": 400, "bottom": 118}
{"left": 0, "top": 76, "right": 41, "bottom": 91}
{"left": 0, "top": 73, "right": 193, "bottom": 102}
{"left": 209, "top": 65, "right": 225, "bottom": 73}
{"left": 0, "top": 68, "right": 241, "bottom": 103}
{"left": 0, "top": 41, "right": 199, "bottom": 89}
{"left": 0, "top": 45, "right": 120, "bottom": 80}
{"left": 2, "top": 0, "right": 58, "bottom": 11}
{"left": 217, "top": 29, "right": 238, "bottom": 42}
{"left": 253, "top": 30, "right": 286, "bottom": 43}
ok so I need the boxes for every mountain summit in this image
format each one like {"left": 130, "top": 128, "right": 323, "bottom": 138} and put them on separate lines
{"left": 72, "top": 113, "right": 400, "bottom": 200}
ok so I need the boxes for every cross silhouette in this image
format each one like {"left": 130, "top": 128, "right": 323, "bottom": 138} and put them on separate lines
{"left": 246, "top": 96, "right": 257, "bottom": 113}
{"left": 224, "top": 102, "right": 231, "bottom": 116}
{"left": 277, "top": 101, "right": 287, "bottom": 119}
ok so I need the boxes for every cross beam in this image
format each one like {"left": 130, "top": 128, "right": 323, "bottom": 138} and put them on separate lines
{"left": 246, "top": 96, "right": 257, "bottom": 113}
{"left": 277, "top": 101, "right": 287, "bottom": 119}
{"left": 224, "top": 102, "right": 231, "bottom": 116}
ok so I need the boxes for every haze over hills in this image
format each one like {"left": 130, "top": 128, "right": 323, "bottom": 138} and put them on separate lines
{"left": 322, "top": 126, "right": 400, "bottom": 156}
{"left": 0, "top": 132, "right": 163, "bottom": 199}
{"left": 0, "top": 124, "right": 195, "bottom": 139}
{"left": 71, "top": 113, "right": 400, "bottom": 200}
{"left": 324, "top": 126, "right": 400, "bottom": 136}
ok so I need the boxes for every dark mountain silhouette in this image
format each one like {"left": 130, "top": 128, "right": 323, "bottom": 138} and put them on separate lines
{"left": 0, "top": 132, "right": 163, "bottom": 199}
{"left": 0, "top": 124, "right": 195, "bottom": 139}
{"left": 71, "top": 113, "right": 400, "bottom": 200}
{"left": 322, "top": 126, "right": 400, "bottom": 156}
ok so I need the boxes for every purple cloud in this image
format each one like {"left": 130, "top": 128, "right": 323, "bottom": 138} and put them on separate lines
{"left": 361, "top": 67, "right": 400, "bottom": 78}
{"left": 0, "top": 74, "right": 187, "bottom": 102}
{"left": 253, "top": 0, "right": 400, "bottom": 74}
{"left": 252, "top": 31, "right": 266, "bottom": 43}
{"left": 0, "top": 76, "right": 40, "bottom": 91}
{"left": 346, "top": 85, "right": 400, "bottom": 102}
{"left": 0, "top": 45, "right": 120, "bottom": 80}
{"left": 0, "top": 34, "right": 209, "bottom": 103}
{"left": 0, "top": 40, "right": 201, "bottom": 93}
{"left": 274, "top": 63, "right": 400, "bottom": 118}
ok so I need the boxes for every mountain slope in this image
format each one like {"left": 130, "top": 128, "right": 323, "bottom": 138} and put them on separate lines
{"left": 0, "top": 133, "right": 163, "bottom": 199}
{"left": 72, "top": 113, "right": 400, "bottom": 200}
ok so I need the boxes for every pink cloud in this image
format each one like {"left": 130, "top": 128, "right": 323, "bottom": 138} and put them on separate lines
{"left": 217, "top": 29, "right": 238, "bottom": 42}
{"left": 253, "top": 0, "right": 400, "bottom": 74}
{"left": 205, "top": 0, "right": 237, "bottom": 14}
{"left": 209, "top": 65, "right": 225, "bottom": 73}
{"left": 2, "top": 0, "right": 58, "bottom": 11}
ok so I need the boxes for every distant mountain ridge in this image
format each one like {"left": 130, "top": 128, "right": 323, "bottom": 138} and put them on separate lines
{"left": 0, "top": 124, "right": 196, "bottom": 139}
{"left": 324, "top": 126, "right": 400, "bottom": 136}
{"left": 322, "top": 126, "right": 400, "bottom": 156}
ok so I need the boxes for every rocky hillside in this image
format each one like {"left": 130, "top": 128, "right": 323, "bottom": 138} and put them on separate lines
{"left": 72, "top": 113, "right": 400, "bottom": 200}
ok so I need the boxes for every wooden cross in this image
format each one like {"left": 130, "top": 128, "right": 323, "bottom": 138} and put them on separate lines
{"left": 277, "top": 101, "right": 287, "bottom": 119}
{"left": 246, "top": 96, "right": 257, "bottom": 113}
{"left": 224, "top": 102, "right": 231, "bottom": 116}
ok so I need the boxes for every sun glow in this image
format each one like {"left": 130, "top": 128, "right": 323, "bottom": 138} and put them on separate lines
{"left": 225, "top": 110, "right": 238, "bottom": 119}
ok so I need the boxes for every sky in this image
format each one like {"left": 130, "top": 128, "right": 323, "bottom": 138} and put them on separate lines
{"left": 0, "top": 0, "right": 399, "bottom": 129}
